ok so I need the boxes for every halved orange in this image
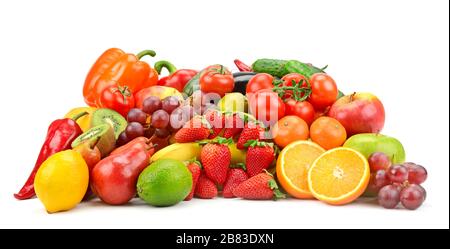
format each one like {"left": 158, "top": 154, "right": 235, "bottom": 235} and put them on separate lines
{"left": 308, "top": 147, "right": 370, "bottom": 205}
{"left": 276, "top": 141, "right": 326, "bottom": 199}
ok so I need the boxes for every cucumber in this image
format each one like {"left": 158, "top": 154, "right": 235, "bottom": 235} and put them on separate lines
{"left": 284, "top": 60, "right": 326, "bottom": 78}
{"left": 337, "top": 90, "right": 344, "bottom": 100}
{"left": 183, "top": 70, "right": 203, "bottom": 96}
{"left": 251, "top": 59, "right": 289, "bottom": 78}
{"left": 252, "top": 58, "right": 326, "bottom": 78}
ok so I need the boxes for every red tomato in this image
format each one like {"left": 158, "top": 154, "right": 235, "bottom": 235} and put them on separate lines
{"left": 199, "top": 65, "right": 234, "bottom": 97}
{"left": 246, "top": 73, "right": 275, "bottom": 94}
{"left": 249, "top": 89, "right": 285, "bottom": 126}
{"left": 280, "top": 73, "right": 308, "bottom": 99}
{"left": 99, "top": 86, "right": 135, "bottom": 117}
{"left": 308, "top": 73, "right": 338, "bottom": 110}
{"left": 285, "top": 98, "right": 315, "bottom": 125}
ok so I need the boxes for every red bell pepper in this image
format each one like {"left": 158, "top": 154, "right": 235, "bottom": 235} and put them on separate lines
{"left": 14, "top": 112, "right": 87, "bottom": 200}
{"left": 155, "top": 60, "right": 197, "bottom": 92}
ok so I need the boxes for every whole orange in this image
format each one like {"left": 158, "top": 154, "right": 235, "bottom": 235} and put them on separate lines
{"left": 310, "top": 117, "right": 347, "bottom": 150}
{"left": 272, "top": 116, "right": 309, "bottom": 148}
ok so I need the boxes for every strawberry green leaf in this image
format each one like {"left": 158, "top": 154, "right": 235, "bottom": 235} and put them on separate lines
{"left": 268, "top": 179, "right": 286, "bottom": 200}
{"left": 230, "top": 163, "right": 247, "bottom": 171}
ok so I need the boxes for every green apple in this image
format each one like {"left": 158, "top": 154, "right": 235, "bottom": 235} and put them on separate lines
{"left": 343, "top": 133, "right": 405, "bottom": 164}
{"left": 218, "top": 93, "right": 248, "bottom": 113}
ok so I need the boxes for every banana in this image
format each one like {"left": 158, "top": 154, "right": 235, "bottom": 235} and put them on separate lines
{"left": 151, "top": 143, "right": 201, "bottom": 162}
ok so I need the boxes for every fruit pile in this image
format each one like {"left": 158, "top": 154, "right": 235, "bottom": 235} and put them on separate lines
{"left": 14, "top": 48, "right": 428, "bottom": 213}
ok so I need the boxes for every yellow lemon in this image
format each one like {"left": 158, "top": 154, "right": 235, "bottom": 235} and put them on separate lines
{"left": 64, "top": 107, "right": 97, "bottom": 132}
{"left": 34, "top": 150, "right": 89, "bottom": 213}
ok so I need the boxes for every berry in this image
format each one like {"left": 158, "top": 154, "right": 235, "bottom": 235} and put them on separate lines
{"left": 368, "top": 152, "right": 392, "bottom": 172}
{"left": 223, "top": 167, "right": 248, "bottom": 198}
{"left": 142, "top": 96, "right": 161, "bottom": 115}
{"left": 232, "top": 172, "right": 285, "bottom": 200}
{"left": 151, "top": 110, "right": 170, "bottom": 128}
{"left": 204, "top": 109, "right": 225, "bottom": 139}
{"left": 236, "top": 123, "right": 265, "bottom": 150}
{"left": 184, "top": 161, "right": 202, "bottom": 201}
{"left": 170, "top": 105, "right": 195, "bottom": 129}
{"left": 387, "top": 164, "right": 409, "bottom": 183}
{"left": 174, "top": 116, "right": 211, "bottom": 143}
{"left": 400, "top": 184, "right": 425, "bottom": 210}
{"left": 154, "top": 128, "right": 170, "bottom": 138}
{"left": 195, "top": 172, "right": 218, "bottom": 199}
{"left": 245, "top": 141, "right": 275, "bottom": 177}
{"left": 223, "top": 114, "right": 244, "bottom": 139}
{"left": 378, "top": 185, "right": 400, "bottom": 209}
{"left": 201, "top": 141, "right": 231, "bottom": 185}
{"left": 405, "top": 163, "right": 427, "bottom": 185}
{"left": 161, "top": 96, "right": 180, "bottom": 114}
{"left": 116, "top": 131, "right": 129, "bottom": 147}
{"left": 125, "top": 122, "right": 144, "bottom": 140}
{"left": 127, "top": 108, "right": 147, "bottom": 125}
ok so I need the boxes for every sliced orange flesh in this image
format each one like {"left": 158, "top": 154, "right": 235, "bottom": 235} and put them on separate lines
{"left": 276, "top": 141, "right": 325, "bottom": 199}
{"left": 308, "top": 147, "right": 370, "bottom": 205}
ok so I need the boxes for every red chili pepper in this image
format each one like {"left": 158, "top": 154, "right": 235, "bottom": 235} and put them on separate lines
{"left": 155, "top": 60, "right": 198, "bottom": 92}
{"left": 14, "top": 112, "right": 88, "bottom": 200}
{"left": 234, "top": 59, "right": 252, "bottom": 72}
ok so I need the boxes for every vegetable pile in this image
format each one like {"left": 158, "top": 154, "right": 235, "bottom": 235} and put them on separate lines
{"left": 14, "top": 48, "right": 428, "bottom": 213}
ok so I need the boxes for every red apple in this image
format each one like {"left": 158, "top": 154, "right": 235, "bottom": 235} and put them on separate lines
{"left": 134, "top": 86, "right": 184, "bottom": 109}
{"left": 328, "top": 92, "right": 385, "bottom": 136}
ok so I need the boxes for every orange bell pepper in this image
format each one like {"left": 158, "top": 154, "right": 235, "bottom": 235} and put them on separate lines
{"left": 83, "top": 48, "right": 159, "bottom": 107}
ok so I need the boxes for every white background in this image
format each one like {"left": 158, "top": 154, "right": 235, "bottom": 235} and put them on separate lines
{"left": 0, "top": 0, "right": 448, "bottom": 229}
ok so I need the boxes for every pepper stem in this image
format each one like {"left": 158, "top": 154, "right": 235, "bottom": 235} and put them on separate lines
{"left": 154, "top": 60, "right": 177, "bottom": 75}
{"left": 71, "top": 111, "right": 89, "bottom": 121}
{"left": 136, "top": 50, "right": 156, "bottom": 60}
{"left": 350, "top": 92, "right": 357, "bottom": 102}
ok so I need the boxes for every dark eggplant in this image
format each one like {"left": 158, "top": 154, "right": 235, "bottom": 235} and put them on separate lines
{"left": 233, "top": 72, "right": 256, "bottom": 95}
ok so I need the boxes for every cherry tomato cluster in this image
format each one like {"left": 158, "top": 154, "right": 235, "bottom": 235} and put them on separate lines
{"left": 245, "top": 72, "right": 338, "bottom": 126}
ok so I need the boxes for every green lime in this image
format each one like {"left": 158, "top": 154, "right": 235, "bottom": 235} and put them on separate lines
{"left": 137, "top": 159, "right": 192, "bottom": 207}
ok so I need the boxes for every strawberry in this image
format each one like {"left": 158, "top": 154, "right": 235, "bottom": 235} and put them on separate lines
{"left": 200, "top": 138, "right": 232, "bottom": 185}
{"left": 184, "top": 161, "right": 202, "bottom": 201}
{"left": 236, "top": 123, "right": 265, "bottom": 149}
{"left": 245, "top": 140, "right": 275, "bottom": 177}
{"left": 223, "top": 114, "right": 244, "bottom": 139}
{"left": 204, "top": 109, "right": 224, "bottom": 139}
{"left": 195, "top": 172, "right": 218, "bottom": 199}
{"left": 223, "top": 165, "right": 248, "bottom": 198}
{"left": 232, "top": 172, "right": 286, "bottom": 200}
{"left": 174, "top": 116, "right": 211, "bottom": 143}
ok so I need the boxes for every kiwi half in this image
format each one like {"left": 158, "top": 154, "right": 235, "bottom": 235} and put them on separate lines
{"left": 72, "top": 124, "right": 116, "bottom": 158}
{"left": 90, "top": 108, "right": 127, "bottom": 139}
